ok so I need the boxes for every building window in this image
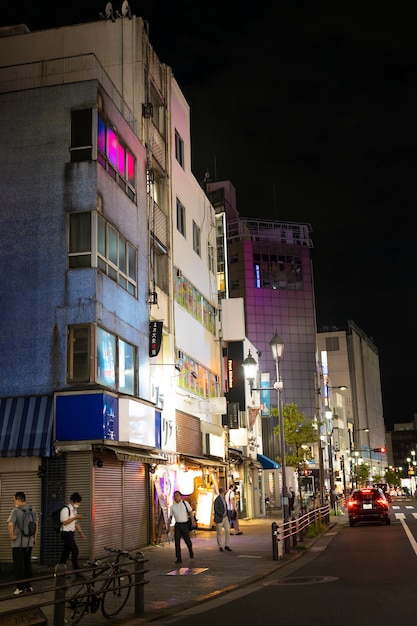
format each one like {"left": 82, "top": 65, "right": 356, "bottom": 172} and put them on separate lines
{"left": 175, "top": 129, "right": 184, "bottom": 168}
{"left": 68, "top": 325, "right": 91, "bottom": 382}
{"left": 68, "top": 212, "right": 91, "bottom": 267}
{"left": 149, "top": 83, "right": 165, "bottom": 138}
{"left": 70, "top": 109, "right": 93, "bottom": 162}
{"left": 193, "top": 221, "right": 201, "bottom": 256}
{"left": 253, "top": 245, "right": 303, "bottom": 290}
{"left": 69, "top": 212, "right": 137, "bottom": 297}
{"left": 176, "top": 198, "right": 186, "bottom": 237}
{"left": 208, "top": 243, "right": 215, "bottom": 274}
{"left": 325, "top": 336, "right": 340, "bottom": 352}
{"left": 68, "top": 324, "right": 136, "bottom": 395}
{"left": 175, "top": 350, "right": 218, "bottom": 400}
{"left": 174, "top": 268, "right": 216, "bottom": 335}
{"left": 97, "top": 114, "right": 136, "bottom": 201}
{"left": 97, "top": 215, "right": 137, "bottom": 296}
{"left": 151, "top": 237, "right": 169, "bottom": 293}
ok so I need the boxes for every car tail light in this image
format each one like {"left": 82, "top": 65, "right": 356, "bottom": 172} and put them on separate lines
{"left": 376, "top": 498, "right": 387, "bottom": 507}
{"left": 348, "top": 499, "right": 358, "bottom": 508}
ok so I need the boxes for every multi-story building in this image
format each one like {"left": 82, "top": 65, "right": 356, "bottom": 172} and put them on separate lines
{"left": 207, "top": 181, "right": 318, "bottom": 507}
{"left": 386, "top": 418, "right": 417, "bottom": 494}
{"left": 317, "top": 320, "right": 386, "bottom": 493}
{"left": 0, "top": 13, "right": 223, "bottom": 564}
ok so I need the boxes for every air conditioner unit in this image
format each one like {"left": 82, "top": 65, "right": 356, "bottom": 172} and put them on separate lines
{"left": 142, "top": 102, "right": 154, "bottom": 118}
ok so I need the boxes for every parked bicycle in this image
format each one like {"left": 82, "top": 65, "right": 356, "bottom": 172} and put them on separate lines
{"left": 64, "top": 546, "right": 134, "bottom": 624}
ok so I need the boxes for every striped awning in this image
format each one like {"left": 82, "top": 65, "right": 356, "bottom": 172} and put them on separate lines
{"left": 0, "top": 396, "right": 54, "bottom": 457}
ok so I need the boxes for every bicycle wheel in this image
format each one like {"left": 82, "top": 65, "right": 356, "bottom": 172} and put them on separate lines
{"left": 101, "top": 568, "right": 132, "bottom": 618}
{"left": 64, "top": 580, "right": 89, "bottom": 625}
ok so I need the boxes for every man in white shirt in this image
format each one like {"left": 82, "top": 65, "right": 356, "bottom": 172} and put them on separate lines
{"left": 168, "top": 490, "right": 196, "bottom": 564}
{"left": 226, "top": 484, "right": 242, "bottom": 535}
{"left": 59, "top": 492, "right": 86, "bottom": 572}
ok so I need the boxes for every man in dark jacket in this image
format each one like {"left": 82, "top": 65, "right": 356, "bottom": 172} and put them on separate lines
{"left": 213, "top": 487, "right": 232, "bottom": 552}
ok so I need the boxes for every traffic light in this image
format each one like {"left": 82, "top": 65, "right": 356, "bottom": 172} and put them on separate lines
{"left": 372, "top": 447, "right": 386, "bottom": 453}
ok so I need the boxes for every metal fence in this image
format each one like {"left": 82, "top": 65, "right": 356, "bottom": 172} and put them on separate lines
{"left": 0, "top": 551, "right": 149, "bottom": 625}
{"left": 271, "top": 504, "right": 331, "bottom": 560}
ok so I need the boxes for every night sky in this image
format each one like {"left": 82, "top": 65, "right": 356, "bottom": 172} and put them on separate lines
{"left": 2, "top": 1, "right": 416, "bottom": 429}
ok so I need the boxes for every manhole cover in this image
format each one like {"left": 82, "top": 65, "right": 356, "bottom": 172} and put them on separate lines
{"left": 264, "top": 575, "right": 337, "bottom": 586}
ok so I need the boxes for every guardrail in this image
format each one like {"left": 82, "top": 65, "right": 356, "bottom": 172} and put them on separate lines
{"left": 0, "top": 549, "right": 149, "bottom": 625}
{"left": 271, "top": 504, "right": 331, "bottom": 560}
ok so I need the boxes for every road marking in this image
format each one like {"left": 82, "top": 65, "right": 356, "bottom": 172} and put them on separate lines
{"left": 405, "top": 506, "right": 415, "bottom": 509}
{"left": 396, "top": 516, "right": 417, "bottom": 557}
{"left": 413, "top": 513, "right": 417, "bottom": 520}
{"left": 392, "top": 505, "right": 400, "bottom": 509}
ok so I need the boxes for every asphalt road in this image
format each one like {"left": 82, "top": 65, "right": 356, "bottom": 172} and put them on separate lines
{"left": 151, "top": 497, "right": 417, "bottom": 626}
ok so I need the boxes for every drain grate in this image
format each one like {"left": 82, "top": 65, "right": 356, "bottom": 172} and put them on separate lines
{"left": 264, "top": 575, "right": 337, "bottom": 586}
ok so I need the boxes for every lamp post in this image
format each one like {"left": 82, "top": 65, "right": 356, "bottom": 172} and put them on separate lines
{"left": 269, "top": 330, "right": 288, "bottom": 525}
{"left": 242, "top": 333, "right": 287, "bottom": 531}
{"left": 324, "top": 406, "right": 336, "bottom": 511}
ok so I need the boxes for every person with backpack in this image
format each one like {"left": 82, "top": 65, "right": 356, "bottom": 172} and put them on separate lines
{"left": 7, "top": 491, "right": 38, "bottom": 595}
{"left": 59, "top": 492, "right": 86, "bottom": 573}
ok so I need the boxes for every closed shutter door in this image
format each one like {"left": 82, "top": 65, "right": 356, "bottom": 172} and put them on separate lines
{"left": 93, "top": 455, "right": 123, "bottom": 557}
{"left": 0, "top": 472, "right": 41, "bottom": 563}
{"left": 64, "top": 453, "right": 92, "bottom": 564}
{"left": 176, "top": 411, "right": 201, "bottom": 456}
{"left": 123, "top": 462, "right": 149, "bottom": 549}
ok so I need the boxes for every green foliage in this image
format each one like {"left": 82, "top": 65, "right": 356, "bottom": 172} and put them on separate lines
{"left": 352, "top": 462, "right": 370, "bottom": 486}
{"left": 273, "top": 402, "right": 319, "bottom": 471}
{"left": 384, "top": 470, "right": 401, "bottom": 488}
{"left": 305, "top": 521, "right": 326, "bottom": 537}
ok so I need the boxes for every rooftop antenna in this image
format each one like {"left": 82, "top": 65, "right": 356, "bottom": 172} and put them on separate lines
{"left": 273, "top": 182, "right": 278, "bottom": 219}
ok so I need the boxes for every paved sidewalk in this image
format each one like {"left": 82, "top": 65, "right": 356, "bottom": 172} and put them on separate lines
{"left": 120, "top": 511, "right": 344, "bottom": 624}
{"left": 0, "top": 511, "right": 346, "bottom": 624}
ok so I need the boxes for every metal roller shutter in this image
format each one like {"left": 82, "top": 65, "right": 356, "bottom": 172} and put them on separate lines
{"left": 0, "top": 472, "right": 41, "bottom": 563}
{"left": 176, "top": 411, "right": 202, "bottom": 456}
{"left": 123, "top": 462, "right": 149, "bottom": 549}
{"left": 93, "top": 457, "right": 150, "bottom": 556}
{"left": 93, "top": 455, "right": 123, "bottom": 556}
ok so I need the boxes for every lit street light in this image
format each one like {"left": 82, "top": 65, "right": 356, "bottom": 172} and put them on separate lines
{"left": 269, "top": 330, "right": 288, "bottom": 526}
{"left": 242, "top": 331, "right": 288, "bottom": 542}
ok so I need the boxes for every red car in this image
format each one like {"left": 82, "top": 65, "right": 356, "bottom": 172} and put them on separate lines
{"left": 347, "top": 488, "right": 390, "bottom": 527}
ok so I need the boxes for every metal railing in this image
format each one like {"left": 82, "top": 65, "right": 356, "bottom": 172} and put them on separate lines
{"left": 0, "top": 549, "right": 149, "bottom": 625}
{"left": 271, "top": 504, "right": 331, "bottom": 560}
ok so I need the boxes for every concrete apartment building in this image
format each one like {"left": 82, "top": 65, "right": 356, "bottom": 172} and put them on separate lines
{"left": 0, "top": 13, "right": 224, "bottom": 563}
{"left": 317, "top": 320, "right": 386, "bottom": 494}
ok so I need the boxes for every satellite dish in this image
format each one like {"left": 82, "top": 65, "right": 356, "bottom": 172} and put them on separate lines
{"left": 99, "top": 2, "right": 115, "bottom": 21}
{"left": 116, "top": 0, "right": 132, "bottom": 18}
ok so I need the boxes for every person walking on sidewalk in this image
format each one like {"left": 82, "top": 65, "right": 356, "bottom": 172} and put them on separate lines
{"left": 168, "top": 491, "right": 195, "bottom": 564}
{"left": 59, "top": 492, "right": 86, "bottom": 572}
{"left": 226, "top": 484, "right": 242, "bottom": 535}
{"left": 7, "top": 491, "right": 39, "bottom": 595}
{"left": 214, "top": 487, "right": 232, "bottom": 552}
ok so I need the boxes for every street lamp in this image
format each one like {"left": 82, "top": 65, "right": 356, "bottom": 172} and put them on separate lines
{"left": 242, "top": 349, "right": 258, "bottom": 396}
{"left": 242, "top": 333, "right": 288, "bottom": 530}
{"left": 324, "top": 406, "right": 336, "bottom": 512}
{"left": 269, "top": 330, "right": 288, "bottom": 526}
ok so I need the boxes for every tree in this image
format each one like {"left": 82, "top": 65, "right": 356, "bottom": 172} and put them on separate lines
{"left": 353, "top": 462, "right": 370, "bottom": 487}
{"left": 273, "top": 402, "right": 320, "bottom": 512}
{"left": 384, "top": 469, "right": 401, "bottom": 489}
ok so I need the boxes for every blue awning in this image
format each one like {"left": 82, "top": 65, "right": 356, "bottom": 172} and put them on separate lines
{"left": 0, "top": 396, "right": 54, "bottom": 457}
{"left": 257, "top": 453, "right": 280, "bottom": 469}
